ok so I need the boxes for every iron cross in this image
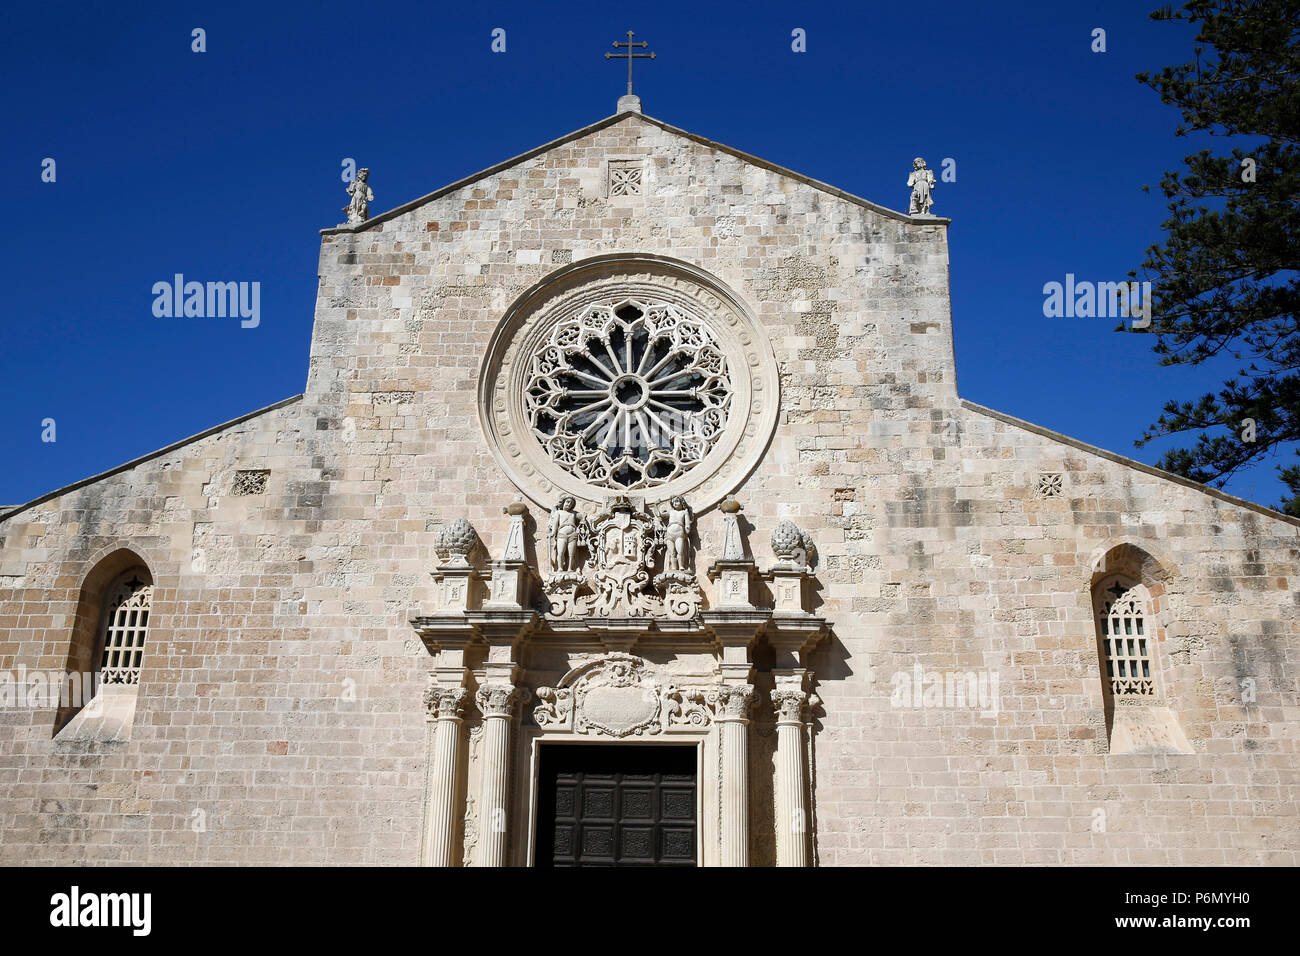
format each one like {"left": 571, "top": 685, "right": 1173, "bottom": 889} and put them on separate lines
{"left": 606, "top": 30, "right": 655, "bottom": 96}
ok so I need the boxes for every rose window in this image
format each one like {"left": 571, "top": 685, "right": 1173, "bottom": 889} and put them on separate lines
{"left": 524, "top": 299, "right": 732, "bottom": 490}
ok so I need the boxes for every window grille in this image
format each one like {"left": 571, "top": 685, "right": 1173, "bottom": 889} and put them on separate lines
{"left": 99, "top": 574, "right": 152, "bottom": 685}
{"left": 1096, "top": 579, "right": 1154, "bottom": 697}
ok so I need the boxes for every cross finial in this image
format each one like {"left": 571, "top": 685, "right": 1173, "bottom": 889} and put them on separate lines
{"left": 605, "top": 29, "right": 655, "bottom": 104}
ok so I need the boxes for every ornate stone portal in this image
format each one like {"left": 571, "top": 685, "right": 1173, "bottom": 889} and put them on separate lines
{"left": 413, "top": 492, "right": 827, "bottom": 867}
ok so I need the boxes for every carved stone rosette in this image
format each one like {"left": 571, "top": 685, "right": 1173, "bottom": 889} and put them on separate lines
{"left": 477, "top": 259, "right": 782, "bottom": 513}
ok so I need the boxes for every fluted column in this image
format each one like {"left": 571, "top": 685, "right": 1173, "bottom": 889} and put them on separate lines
{"left": 423, "top": 686, "right": 467, "bottom": 867}
{"left": 715, "top": 684, "right": 754, "bottom": 867}
{"left": 771, "top": 686, "right": 817, "bottom": 867}
{"left": 475, "top": 683, "right": 524, "bottom": 867}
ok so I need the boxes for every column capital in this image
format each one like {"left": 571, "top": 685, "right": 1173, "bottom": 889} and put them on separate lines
{"left": 770, "top": 687, "right": 819, "bottom": 726}
{"left": 713, "top": 683, "right": 755, "bottom": 722}
{"left": 424, "top": 685, "right": 468, "bottom": 722}
{"left": 476, "top": 683, "right": 529, "bottom": 719}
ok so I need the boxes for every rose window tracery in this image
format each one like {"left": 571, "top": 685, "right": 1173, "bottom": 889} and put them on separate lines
{"left": 523, "top": 299, "right": 732, "bottom": 490}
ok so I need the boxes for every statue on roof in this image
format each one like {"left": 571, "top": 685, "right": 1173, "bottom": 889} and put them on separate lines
{"left": 343, "top": 168, "right": 374, "bottom": 225}
{"left": 908, "top": 157, "right": 935, "bottom": 216}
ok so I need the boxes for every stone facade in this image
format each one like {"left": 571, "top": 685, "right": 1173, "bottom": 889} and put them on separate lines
{"left": 1, "top": 108, "right": 1296, "bottom": 865}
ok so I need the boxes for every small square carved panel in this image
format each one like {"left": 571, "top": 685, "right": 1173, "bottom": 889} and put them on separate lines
{"left": 1034, "top": 472, "right": 1064, "bottom": 498}
{"left": 608, "top": 160, "right": 643, "bottom": 196}
{"left": 232, "top": 469, "right": 269, "bottom": 496}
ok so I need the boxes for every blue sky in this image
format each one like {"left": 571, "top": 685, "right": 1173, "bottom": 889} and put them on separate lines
{"left": 2, "top": 0, "right": 1288, "bottom": 509}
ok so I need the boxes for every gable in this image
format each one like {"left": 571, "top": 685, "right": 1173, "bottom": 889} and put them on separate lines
{"left": 321, "top": 111, "right": 941, "bottom": 237}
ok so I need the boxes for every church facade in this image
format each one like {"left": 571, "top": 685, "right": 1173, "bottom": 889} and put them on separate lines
{"left": 1, "top": 100, "right": 1297, "bottom": 866}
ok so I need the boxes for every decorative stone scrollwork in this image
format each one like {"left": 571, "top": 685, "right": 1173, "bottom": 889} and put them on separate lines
{"left": 424, "top": 686, "right": 468, "bottom": 721}
{"left": 462, "top": 794, "right": 478, "bottom": 867}
{"left": 531, "top": 654, "right": 717, "bottom": 737}
{"left": 660, "top": 580, "right": 703, "bottom": 620}
{"left": 542, "top": 574, "right": 588, "bottom": 617}
{"left": 587, "top": 496, "right": 658, "bottom": 617}
{"left": 532, "top": 686, "right": 574, "bottom": 728}
{"left": 664, "top": 685, "right": 714, "bottom": 728}
{"left": 573, "top": 655, "right": 661, "bottom": 737}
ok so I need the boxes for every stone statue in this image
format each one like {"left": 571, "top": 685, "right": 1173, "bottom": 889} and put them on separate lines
{"left": 659, "top": 496, "right": 693, "bottom": 572}
{"left": 343, "top": 168, "right": 374, "bottom": 224}
{"left": 547, "top": 495, "right": 585, "bottom": 572}
{"left": 908, "top": 158, "right": 935, "bottom": 216}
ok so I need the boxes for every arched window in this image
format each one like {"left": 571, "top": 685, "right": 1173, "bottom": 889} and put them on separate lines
{"left": 1088, "top": 548, "right": 1192, "bottom": 754}
{"left": 1094, "top": 576, "right": 1155, "bottom": 698}
{"left": 97, "top": 571, "right": 152, "bottom": 685}
{"left": 55, "top": 552, "right": 154, "bottom": 739}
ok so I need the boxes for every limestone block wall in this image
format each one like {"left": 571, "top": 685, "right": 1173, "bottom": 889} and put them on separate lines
{"left": 799, "top": 403, "right": 1299, "bottom": 865}
{"left": 0, "top": 399, "right": 433, "bottom": 864}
